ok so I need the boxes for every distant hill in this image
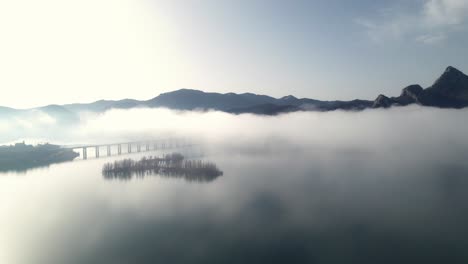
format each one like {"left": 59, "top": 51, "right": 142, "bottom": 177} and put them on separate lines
{"left": 146, "top": 89, "right": 278, "bottom": 111}
{"left": 36, "top": 105, "right": 79, "bottom": 123}
{"left": 63, "top": 99, "right": 142, "bottom": 112}
{"left": 0, "top": 106, "right": 17, "bottom": 117}
{"left": 1, "top": 66, "right": 467, "bottom": 117}
{"left": 144, "top": 89, "right": 372, "bottom": 112}
{"left": 0, "top": 104, "right": 79, "bottom": 125}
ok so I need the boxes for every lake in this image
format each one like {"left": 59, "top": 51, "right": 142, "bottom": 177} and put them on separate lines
{"left": 1, "top": 139, "right": 468, "bottom": 264}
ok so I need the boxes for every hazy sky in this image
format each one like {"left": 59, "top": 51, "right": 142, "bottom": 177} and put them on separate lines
{"left": 1, "top": 0, "right": 468, "bottom": 108}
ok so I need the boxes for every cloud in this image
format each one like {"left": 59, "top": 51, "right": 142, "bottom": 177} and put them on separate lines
{"left": 0, "top": 111, "right": 58, "bottom": 144}
{"left": 2, "top": 106, "right": 468, "bottom": 163}
{"left": 424, "top": 0, "right": 468, "bottom": 26}
{"left": 415, "top": 33, "right": 447, "bottom": 44}
{"left": 356, "top": 0, "right": 468, "bottom": 44}
{"left": 0, "top": 106, "right": 460, "bottom": 158}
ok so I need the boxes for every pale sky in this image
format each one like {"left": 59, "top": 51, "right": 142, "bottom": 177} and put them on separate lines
{"left": 1, "top": 0, "right": 468, "bottom": 108}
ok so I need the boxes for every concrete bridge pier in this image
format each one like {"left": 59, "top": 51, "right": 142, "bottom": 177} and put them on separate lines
{"left": 146, "top": 143, "right": 149, "bottom": 151}
{"left": 82, "top": 147, "right": 87, "bottom": 159}
{"left": 118, "top": 144, "right": 122, "bottom": 155}
{"left": 128, "top": 143, "right": 132, "bottom": 153}
{"left": 95, "top": 146, "right": 100, "bottom": 158}
{"left": 137, "top": 144, "right": 141, "bottom": 152}
{"left": 107, "top": 145, "right": 111, "bottom": 156}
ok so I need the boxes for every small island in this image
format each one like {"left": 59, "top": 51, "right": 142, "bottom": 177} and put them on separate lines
{"left": 0, "top": 142, "right": 79, "bottom": 172}
{"left": 102, "top": 153, "right": 223, "bottom": 182}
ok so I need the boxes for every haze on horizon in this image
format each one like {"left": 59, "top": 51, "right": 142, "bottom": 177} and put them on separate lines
{"left": 1, "top": 0, "right": 468, "bottom": 108}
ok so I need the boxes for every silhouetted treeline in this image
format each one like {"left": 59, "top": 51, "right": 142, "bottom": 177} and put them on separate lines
{"left": 102, "top": 153, "right": 223, "bottom": 182}
{"left": 0, "top": 142, "right": 79, "bottom": 172}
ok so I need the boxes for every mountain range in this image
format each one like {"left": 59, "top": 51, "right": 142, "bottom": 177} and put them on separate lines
{"left": 1, "top": 66, "right": 468, "bottom": 121}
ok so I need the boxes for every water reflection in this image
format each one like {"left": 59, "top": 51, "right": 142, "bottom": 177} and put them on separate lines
{"left": 102, "top": 169, "right": 222, "bottom": 182}
{"left": 1, "top": 146, "right": 468, "bottom": 264}
{"left": 0, "top": 162, "right": 58, "bottom": 173}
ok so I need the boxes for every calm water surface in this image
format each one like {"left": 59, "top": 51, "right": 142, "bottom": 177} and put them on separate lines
{"left": 1, "top": 144, "right": 468, "bottom": 264}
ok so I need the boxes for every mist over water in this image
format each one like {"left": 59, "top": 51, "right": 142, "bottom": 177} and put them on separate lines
{"left": 1, "top": 107, "right": 468, "bottom": 263}
{"left": 3, "top": 106, "right": 468, "bottom": 150}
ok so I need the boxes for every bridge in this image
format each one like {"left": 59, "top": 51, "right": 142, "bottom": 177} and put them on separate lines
{"left": 62, "top": 138, "right": 193, "bottom": 160}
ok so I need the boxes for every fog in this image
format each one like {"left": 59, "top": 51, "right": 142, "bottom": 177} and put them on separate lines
{"left": 2, "top": 107, "right": 468, "bottom": 264}
{"left": 2, "top": 106, "right": 468, "bottom": 157}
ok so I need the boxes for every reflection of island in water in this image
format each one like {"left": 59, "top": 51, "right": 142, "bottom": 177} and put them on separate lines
{"left": 102, "top": 153, "right": 223, "bottom": 182}
{"left": 0, "top": 142, "right": 79, "bottom": 173}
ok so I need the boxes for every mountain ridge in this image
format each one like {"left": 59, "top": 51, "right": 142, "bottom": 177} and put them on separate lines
{"left": 372, "top": 66, "right": 468, "bottom": 109}
{"left": 2, "top": 66, "right": 468, "bottom": 118}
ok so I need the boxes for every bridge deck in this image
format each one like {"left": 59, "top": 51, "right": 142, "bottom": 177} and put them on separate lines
{"left": 61, "top": 138, "right": 195, "bottom": 160}
{"left": 61, "top": 138, "right": 188, "bottom": 149}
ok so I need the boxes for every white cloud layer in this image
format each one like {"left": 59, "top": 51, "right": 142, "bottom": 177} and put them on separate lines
{"left": 1, "top": 106, "right": 468, "bottom": 162}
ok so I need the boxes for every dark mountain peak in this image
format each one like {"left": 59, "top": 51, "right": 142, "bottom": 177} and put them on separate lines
{"left": 444, "top": 66, "right": 463, "bottom": 75}
{"left": 433, "top": 66, "right": 466, "bottom": 85}
{"left": 427, "top": 66, "right": 468, "bottom": 102}
{"left": 278, "top": 95, "right": 302, "bottom": 106}
{"left": 393, "top": 84, "right": 425, "bottom": 105}
{"left": 375, "top": 94, "right": 389, "bottom": 100}
{"left": 372, "top": 94, "right": 394, "bottom": 108}
{"left": 401, "top": 84, "right": 423, "bottom": 96}
{"left": 280, "top": 95, "right": 298, "bottom": 100}
{"left": 161, "top": 88, "right": 205, "bottom": 95}
{"left": 399, "top": 84, "right": 423, "bottom": 101}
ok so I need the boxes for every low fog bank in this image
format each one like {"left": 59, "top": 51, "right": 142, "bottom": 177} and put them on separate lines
{"left": 1, "top": 106, "right": 467, "bottom": 160}
{"left": 2, "top": 106, "right": 468, "bottom": 264}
